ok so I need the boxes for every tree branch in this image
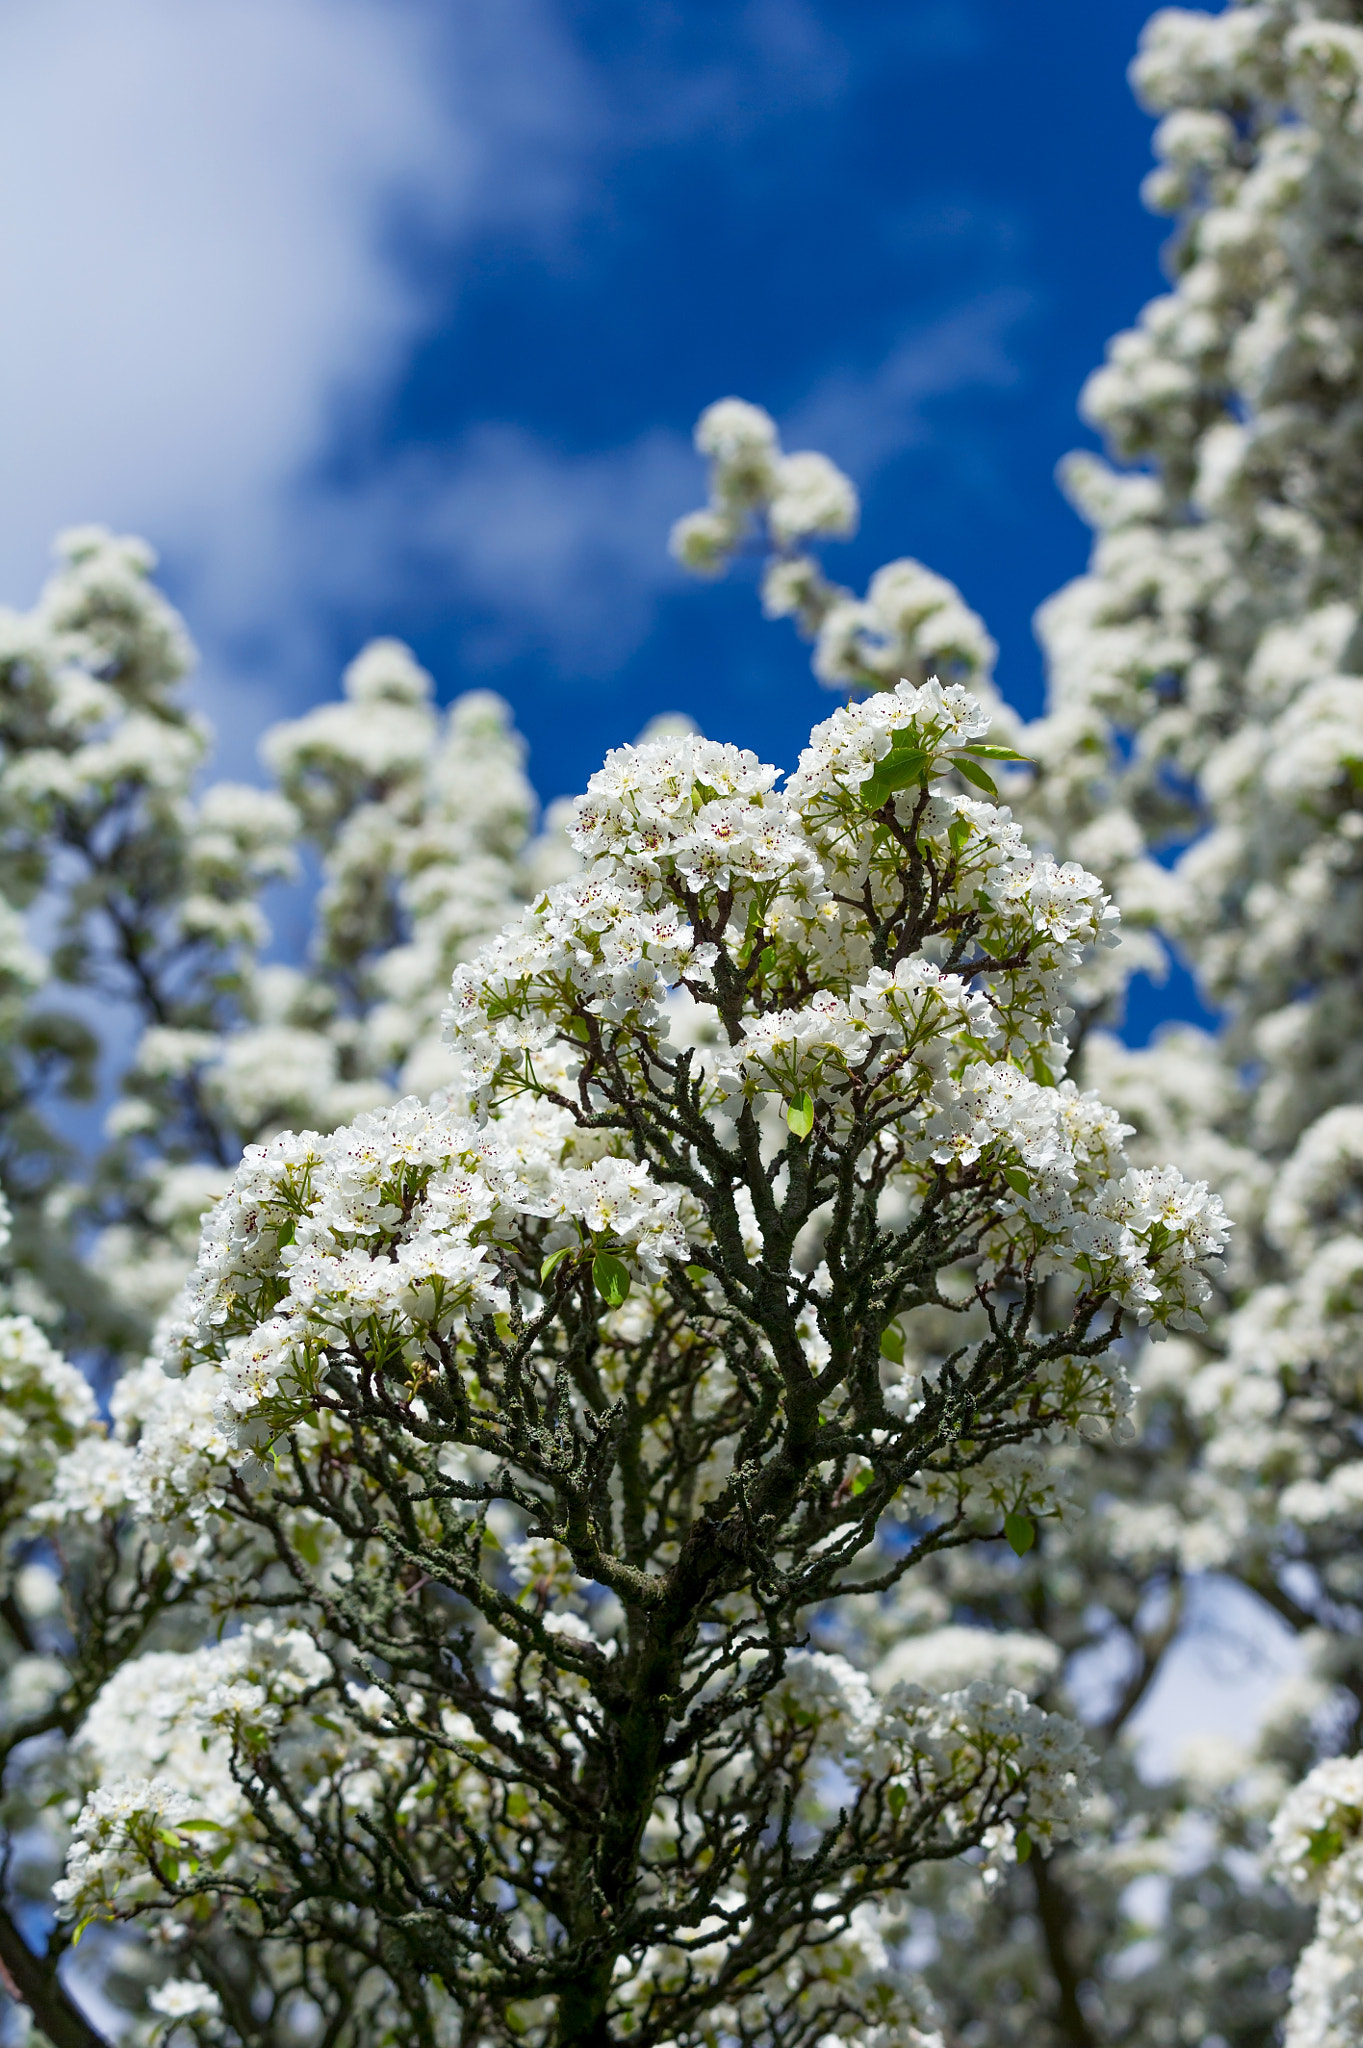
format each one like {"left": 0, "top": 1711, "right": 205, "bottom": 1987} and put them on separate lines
{"left": 0, "top": 1903, "right": 112, "bottom": 2048}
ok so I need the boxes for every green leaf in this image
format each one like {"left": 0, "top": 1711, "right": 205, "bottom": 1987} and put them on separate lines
{"left": 592, "top": 1253, "right": 631, "bottom": 1308}
{"left": 959, "top": 743, "right": 1032, "bottom": 763}
{"left": 1015, "top": 1828, "right": 1032, "bottom": 1864}
{"left": 540, "top": 1246, "right": 573, "bottom": 1285}
{"left": 947, "top": 816, "right": 972, "bottom": 856}
{"left": 1309, "top": 1825, "right": 1345, "bottom": 1866}
{"left": 880, "top": 1323, "right": 904, "bottom": 1366}
{"left": 852, "top": 1467, "right": 874, "bottom": 1496}
{"left": 175, "top": 1818, "right": 223, "bottom": 1834}
{"left": 685, "top": 1264, "right": 710, "bottom": 1284}
{"left": 952, "top": 756, "right": 999, "bottom": 799}
{"left": 1004, "top": 1512, "right": 1036, "bottom": 1557}
{"left": 786, "top": 1091, "right": 815, "bottom": 1140}
{"left": 1003, "top": 1168, "right": 1031, "bottom": 1200}
{"left": 859, "top": 742, "right": 934, "bottom": 811}
{"left": 887, "top": 1782, "right": 907, "bottom": 1819}
{"left": 71, "top": 1913, "right": 105, "bottom": 1947}
{"left": 757, "top": 945, "right": 776, "bottom": 977}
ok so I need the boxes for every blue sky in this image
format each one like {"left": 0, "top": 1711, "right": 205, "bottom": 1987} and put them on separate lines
{"left": 0, "top": 0, "right": 1168, "bottom": 805}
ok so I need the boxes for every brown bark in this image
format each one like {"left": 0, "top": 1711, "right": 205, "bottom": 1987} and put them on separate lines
{"left": 1032, "top": 1854, "right": 1098, "bottom": 2048}
{"left": 0, "top": 1905, "right": 112, "bottom": 2048}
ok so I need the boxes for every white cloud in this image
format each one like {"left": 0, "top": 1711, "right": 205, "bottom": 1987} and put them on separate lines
{"left": 0, "top": 0, "right": 594, "bottom": 661}
{"left": 298, "top": 424, "right": 697, "bottom": 673}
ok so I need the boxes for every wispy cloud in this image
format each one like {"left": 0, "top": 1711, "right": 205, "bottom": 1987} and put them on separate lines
{"left": 591, "top": 0, "right": 851, "bottom": 147}
{"left": 782, "top": 288, "right": 1031, "bottom": 476}
{"left": 299, "top": 425, "right": 698, "bottom": 674}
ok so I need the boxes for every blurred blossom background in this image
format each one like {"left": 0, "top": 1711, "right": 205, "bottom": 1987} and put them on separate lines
{"left": 0, "top": 0, "right": 1162, "bottom": 799}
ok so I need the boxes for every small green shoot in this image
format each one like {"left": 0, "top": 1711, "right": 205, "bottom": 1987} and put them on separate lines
{"left": 592, "top": 1253, "right": 631, "bottom": 1308}
{"left": 786, "top": 1092, "right": 815, "bottom": 1140}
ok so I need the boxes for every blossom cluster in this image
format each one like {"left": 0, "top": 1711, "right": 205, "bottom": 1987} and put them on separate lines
{"left": 52, "top": 1621, "right": 361, "bottom": 1930}
{"left": 442, "top": 681, "right": 1221, "bottom": 1340}
{"left": 129, "top": 1094, "right": 687, "bottom": 1519}
{"left": 669, "top": 398, "right": 859, "bottom": 576}
{"left": 1269, "top": 1757, "right": 1363, "bottom": 2048}
{"left": 88, "top": 630, "right": 555, "bottom": 1337}
{"left": 670, "top": 398, "right": 999, "bottom": 699}
{"left": 758, "top": 1649, "right": 1092, "bottom": 1857}
{"left": 0, "top": 1311, "right": 97, "bottom": 1529}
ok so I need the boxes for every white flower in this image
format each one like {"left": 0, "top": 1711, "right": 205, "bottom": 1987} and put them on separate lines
{"left": 148, "top": 1980, "right": 222, "bottom": 2022}
{"left": 768, "top": 451, "right": 859, "bottom": 546}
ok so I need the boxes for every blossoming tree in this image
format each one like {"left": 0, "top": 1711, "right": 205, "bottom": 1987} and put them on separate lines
{"left": 9, "top": 0, "right": 1363, "bottom": 2042}
{"left": 0, "top": 505, "right": 1229, "bottom": 2048}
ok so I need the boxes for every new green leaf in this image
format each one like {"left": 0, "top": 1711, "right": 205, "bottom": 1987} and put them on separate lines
{"left": 858, "top": 731, "right": 936, "bottom": 810}
{"left": 786, "top": 1091, "right": 815, "bottom": 1139}
{"left": 953, "top": 756, "right": 999, "bottom": 798}
{"left": 592, "top": 1252, "right": 631, "bottom": 1308}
